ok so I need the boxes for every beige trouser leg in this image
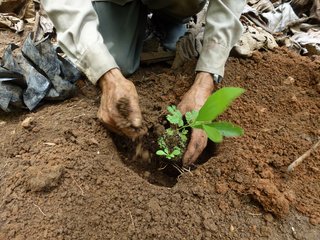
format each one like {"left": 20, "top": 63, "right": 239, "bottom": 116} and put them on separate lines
{"left": 93, "top": 0, "right": 206, "bottom": 75}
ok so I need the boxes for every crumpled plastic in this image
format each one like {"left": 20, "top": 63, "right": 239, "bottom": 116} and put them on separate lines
{"left": 0, "top": 13, "right": 24, "bottom": 32}
{"left": 290, "top": 29, "right": 320, "bottom": 55}
{"left": 261, "top": 3, "right": 299, "bottom": 33}
{"left": 232, "top": 25, "right": 278, "bottom": 57}
{"left": 243, "top": 0, "right": 320, "bottom": 56}
{"left": 0, "top": 0, "right": 35, "bottom": 32}
{"left": 291, "top": 0, "right": 320, "bottom": 22}
{"left": 0, "top": 33, "right": 81, "bottom": 112}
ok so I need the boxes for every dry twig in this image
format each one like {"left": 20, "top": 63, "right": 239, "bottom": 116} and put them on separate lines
{"left": 70, "top": 175, "right": 85, "bottom": 196}
{"left": 128, "top": 210, "right": 135, "bottom": 229}
{"left": 33, "top": 203, "right": 46, "bottom": 216}
{"left": 287, "top": 139, "right": 320, "bottom": 173}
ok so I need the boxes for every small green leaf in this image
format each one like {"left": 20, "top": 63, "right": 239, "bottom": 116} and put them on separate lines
{"left": 172, "top": 148, "right": 181, "bottom": 156}
{"left": 209, "top": 121, "right": 244, "bottom": 137}
{"left": 166, "top": 128, "right": 174, "bottom": 136}
{"left": 180, "top": 134, "right": 188, "bottom": 143}
{"left": 181, "top": 129, "right": 188, "bottom": 135}
{"left": 203, "top": 124, "right": 223, "bottom": 143}
{"left": 158, "top": 137, "right": 166, "bottom": 148}
{"left": 167, "top": 154, "right": 174, "bottom": 159}
{"left": 196, "top": 87, "right": 245, "bottom": 122}
{"left": 166, "top": 105, "right": 184, "bottom": 127}
{"left": 156, "top": 150, "right": 166, "bottom": 156}
{"left": 185, "top": 110, "right": 199, "bottom": 124}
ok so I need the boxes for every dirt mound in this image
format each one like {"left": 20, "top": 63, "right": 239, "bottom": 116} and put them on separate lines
{"left": 0, "top": 47, "right": 320, "bottom": 239}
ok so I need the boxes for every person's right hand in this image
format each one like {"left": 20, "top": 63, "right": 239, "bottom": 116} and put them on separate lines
{"left": 97, "top": 68, "right": 144, "bottom": 140}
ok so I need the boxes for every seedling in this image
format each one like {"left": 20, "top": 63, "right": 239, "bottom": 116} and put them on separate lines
{"left": 156, "top": 87, "right": 245, "bottom": 161}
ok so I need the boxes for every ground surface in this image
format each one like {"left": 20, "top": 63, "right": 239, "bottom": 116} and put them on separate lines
{"left": 0, "top": 29, "right": 320, "bottom": 240}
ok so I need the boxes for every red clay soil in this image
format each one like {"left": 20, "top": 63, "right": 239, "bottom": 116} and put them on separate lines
{"left": 0, "top": 32, "right": 320, "bottom": 239}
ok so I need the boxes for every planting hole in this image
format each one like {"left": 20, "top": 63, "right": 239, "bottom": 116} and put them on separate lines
{"left": 111, "top": 124, "right": 218, "bottom": 188}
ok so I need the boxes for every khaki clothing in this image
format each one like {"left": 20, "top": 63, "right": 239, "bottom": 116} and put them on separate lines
{"left": 42, "top": 0, "right": 245, "bottom": 84}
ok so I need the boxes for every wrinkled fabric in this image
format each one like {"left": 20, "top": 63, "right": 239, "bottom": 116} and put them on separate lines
{"left": 42, "top": 0, "right": 245, "bottom": 82}
{"left": 0, "top": 34, "right": 81, "bottom": 112}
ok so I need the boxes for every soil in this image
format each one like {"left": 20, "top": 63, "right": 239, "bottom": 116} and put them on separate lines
{"left": 1, "top": 28, "right": 320, "bottom": 239}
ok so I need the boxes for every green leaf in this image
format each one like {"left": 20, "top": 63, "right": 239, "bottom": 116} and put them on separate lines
{"left": 180, "top": 133, "right": 188, "bottom": 143}
{"left": 158, "top": 137, "right": 166, "bottom": 148}
{"left": 209, "top": 121, "right": 244, "bottom": 137}
{"left": 166, "top": 105, "right": 184, "bottom": 127}
{"left": 196, "top": 87, "right": 245, "bottom": 122}
{"left": 185, "top": 110, "right": 198, "bottom": 125}
{"left": 156, "top": 150, "right": 166, "bottom": 156}
{"left": 166, "top": 128, "right": 174, "bottom": 136}
{"left": 203, "top": 124, "right": 223, "bottom": 143}
{"left": 172, "top": 148, "right": 181, "bottom": 156}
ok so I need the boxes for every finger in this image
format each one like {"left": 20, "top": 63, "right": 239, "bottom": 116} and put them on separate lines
{"left": 98, "top": 112, "right": 123, "bottom": 135}
{"left": 120, "top": 125, "right": 147, "bottom": 140}
{"left": 177, "top": 100, "right": 188, "bottom": 116}
{"left": 127, "top": 90, "right": 142, "bottom": 128}
{"left": 182, "top": 129, "right": 207, "bottom": 166}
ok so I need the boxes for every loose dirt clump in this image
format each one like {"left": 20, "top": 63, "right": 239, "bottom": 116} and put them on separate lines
{"left": 250, "top": 178, "right": 289, "bottom": 218}
{"left": 26, "top": 164, "right": 64, "bottom": 192}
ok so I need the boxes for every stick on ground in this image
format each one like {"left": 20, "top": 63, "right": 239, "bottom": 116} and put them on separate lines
{"left": 287, "top": 139, "right": 320, "bottom": 173}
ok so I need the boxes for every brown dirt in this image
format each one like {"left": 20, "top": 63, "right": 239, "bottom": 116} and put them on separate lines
{"left": 1, "top": 29, "right": 320, "bottom": 239}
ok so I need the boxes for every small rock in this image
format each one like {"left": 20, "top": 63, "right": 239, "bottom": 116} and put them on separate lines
{"left": 90, "top": 138, "right": 99, "bottom": 145}
{"left": 283, "top": 76, "right": 295, "bottom": 85}
{"left": 26, "top": 165, "right": 64, "bottom": 192}
{"left": 263, "top": 213, "right": 274, "bottom": 222}
{"left": 21, "top": 117, "right": 34, "bottom": 129}
{"left": 230, "top": 225, "right": 235, "bottom": 232}
{"left": 0, "top": 121, "right": 6, "bottom": 126}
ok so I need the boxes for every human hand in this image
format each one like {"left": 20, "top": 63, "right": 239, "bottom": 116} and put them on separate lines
{"left": 177, "top": 72, "right": 215, "bottom": 166}
{"left": 97, "top": 68, "right": 144, "bottom": 140}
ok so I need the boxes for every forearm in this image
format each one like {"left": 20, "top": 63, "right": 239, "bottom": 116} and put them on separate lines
{"left": 196, "top": 0, "right": 246, "bottom": 77}
{"left": 42, "top": 0, "right": 118, "bottom": 84}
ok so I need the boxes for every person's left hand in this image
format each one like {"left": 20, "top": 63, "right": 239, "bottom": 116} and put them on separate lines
{"left": 177, "top": 72, "right": 215, "bottom": 166}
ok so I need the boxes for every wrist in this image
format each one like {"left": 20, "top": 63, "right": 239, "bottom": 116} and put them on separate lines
{"left": 195, "top": 72, "right": 215, "bottom": 92}
{"left": 98, "top": 68, "right": 122, "bottom": 91}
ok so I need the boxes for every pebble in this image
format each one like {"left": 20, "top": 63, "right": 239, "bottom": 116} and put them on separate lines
{"left": 21, "top": 117, "right": 34, "bottom": 129}
{"left": 283, "top": 76, "right": 295, "bottom": 85}
{"left": 263, "top": 213, "right": 274, "bottom": 222}
{"left": 234, "top": 173, "right": 244, "bottom": 183}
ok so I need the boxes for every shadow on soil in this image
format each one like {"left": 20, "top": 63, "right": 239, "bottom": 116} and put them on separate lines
{"left": 111, "top": 126, "right": 218, "bottom": 188}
